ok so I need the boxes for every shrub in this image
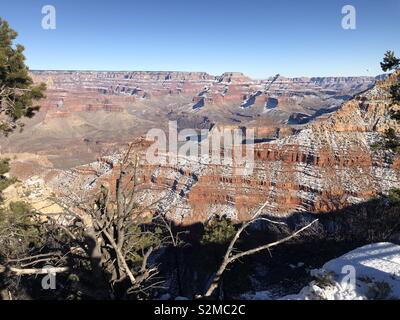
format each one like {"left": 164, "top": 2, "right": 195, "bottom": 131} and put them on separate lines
{"left": 388, "top": 189, "right": 400, "bottom": 203}
{"left": 202, "top": 215, "right": 236, "bottom": 245}
{"left": 366, "top": 281, "right": 392, "bottom": 300}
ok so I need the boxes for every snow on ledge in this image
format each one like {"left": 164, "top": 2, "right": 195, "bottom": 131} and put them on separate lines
{"left": 283, "top": 242, "right": 400, "bottom": 300}
{"left": 243, "top": 243, "right": 400, "bottom": 300}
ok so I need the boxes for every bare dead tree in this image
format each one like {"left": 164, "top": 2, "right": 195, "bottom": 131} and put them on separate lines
{"left": 157, "top": 212, "right": 190, "bottom": 296}
{"left": 0, "top": 142, "right": 171, "bottom": 299}
{"left": 0, "top": 264, "right": 69, "bottom": 276}
{"left": 202, "top": 201, "right": 318, "bottom": 298}
{"left": 53, "top": 143, "right": 170, "bottom": 298}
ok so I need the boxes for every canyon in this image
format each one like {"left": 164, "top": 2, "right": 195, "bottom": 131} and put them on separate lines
{"left": 0, "top": 70, "right": 378, "bottom": 171}
{"left": 5, "top": 71, "right": 399, "bottom": 225}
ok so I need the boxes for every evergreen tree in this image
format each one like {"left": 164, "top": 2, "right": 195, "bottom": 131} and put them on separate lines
{"left": 0, "top": 18, "right": 46, "bottom": 135}
{"left": 380, "top": 50, "right": 400, "bottom": 72}
{"left": 380, "top": 51, "right": 400, "bottom": 201}
{"left": 377, "top": 52, "right": 400, "bottom": 154}
{"left": 389, "top": 82, "right": 400, "bottom": 104}
{"left": 0, "top": 19, "right": 45, "bottom": 243}
{"left": 202, "top": 215, "right": 236, "bottom": 245}
{"left": 0, "top": 158, "right": 16, "bottom": 203}
{"left": 380, "top": 51, "right": 400, "bottom": 105}
{"left": 0, "top": 20, "right": 45, "bottom": 280}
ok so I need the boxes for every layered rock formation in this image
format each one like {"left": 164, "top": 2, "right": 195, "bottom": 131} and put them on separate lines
{"left": 0, "top": 70, "right": 378, "bottom": 170}
{"left": 44, "top": 73, "right": 400, "bottom": 225}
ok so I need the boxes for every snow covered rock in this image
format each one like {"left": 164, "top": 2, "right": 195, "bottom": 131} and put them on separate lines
{"left": 241, "top": 243, "right": 400, "bottom": 300}
{"left": 281, "top": 242, "right": 400, "bottom": 300}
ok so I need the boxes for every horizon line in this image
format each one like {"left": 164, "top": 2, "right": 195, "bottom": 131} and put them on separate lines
{"left": 29, "top": 69, "right": 386, "bottom": 80}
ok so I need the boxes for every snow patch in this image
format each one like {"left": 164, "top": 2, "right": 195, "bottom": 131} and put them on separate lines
{"left": 242, "top": 243, "right": 400, "bottom": 300}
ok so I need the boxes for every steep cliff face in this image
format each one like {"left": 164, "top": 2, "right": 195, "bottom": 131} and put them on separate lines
{"left": 46, "top": 73, "right": 400, "bottom": 225}
{"left": 183, "top": 73, "right": 399, "bottom": 222}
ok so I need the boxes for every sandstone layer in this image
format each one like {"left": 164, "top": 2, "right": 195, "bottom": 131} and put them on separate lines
{"left": 43, "top": 73, "right": 400, "bottom": 224}
{"left": 0, "top": 71, "right": 378, "bottom": 170}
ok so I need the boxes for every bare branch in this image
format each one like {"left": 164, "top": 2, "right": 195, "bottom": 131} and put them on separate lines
{"left": 0, "top": 265, "right": 69, "bottom": 276}
{"left": 202, "top": 198, "right": 318, "bottom": 298}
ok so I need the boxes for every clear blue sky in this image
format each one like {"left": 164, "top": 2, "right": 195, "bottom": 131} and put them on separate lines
{"left": 1, "top": 0, "right": 399, "bottom": 78}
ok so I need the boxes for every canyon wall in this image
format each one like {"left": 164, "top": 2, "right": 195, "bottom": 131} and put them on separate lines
{"left": 46, "top": 73, "right": 400, "bottom": 225}
{"left": 1, "top": 70, "right": 378, "bottom": 170}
